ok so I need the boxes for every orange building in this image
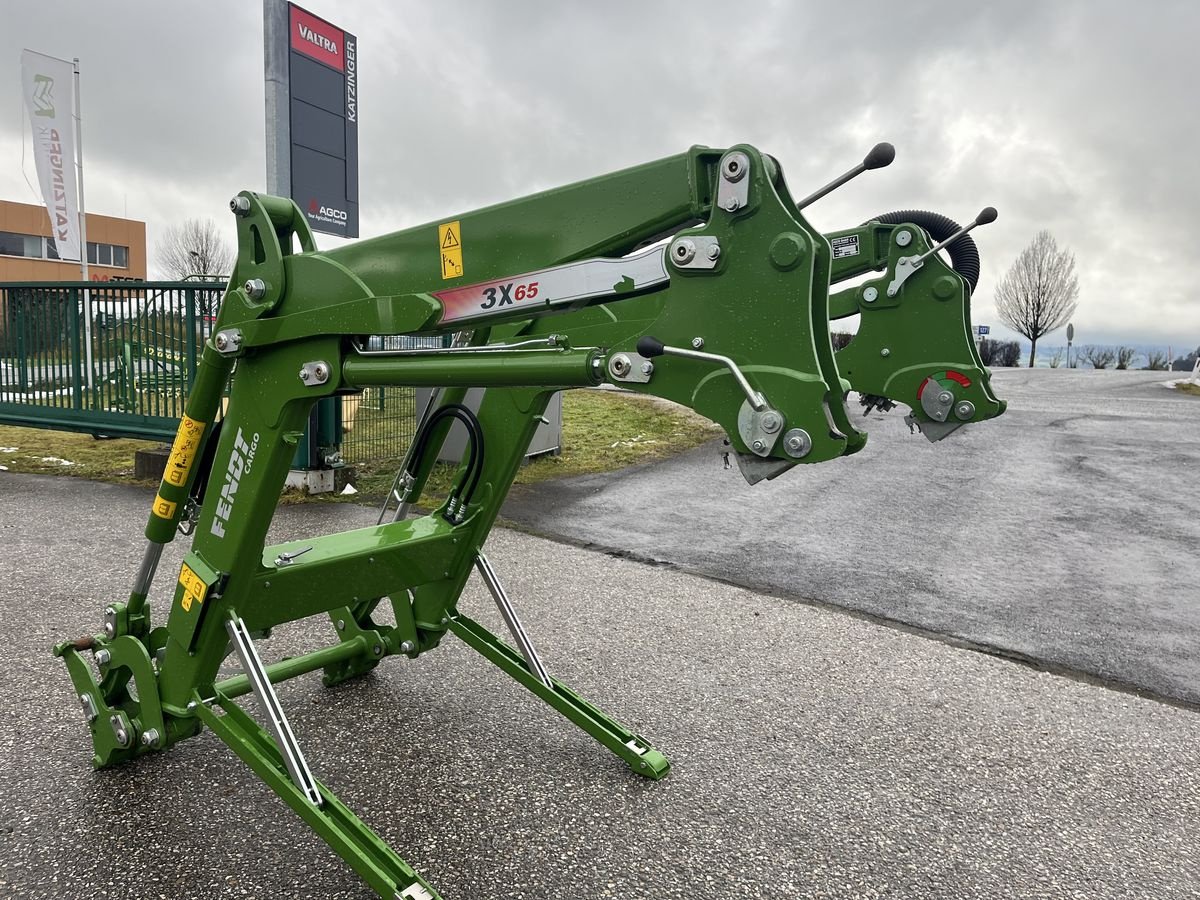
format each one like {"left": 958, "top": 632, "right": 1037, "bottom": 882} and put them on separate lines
{"left": 0, "top": 198, "right": 146, "bottom": 281}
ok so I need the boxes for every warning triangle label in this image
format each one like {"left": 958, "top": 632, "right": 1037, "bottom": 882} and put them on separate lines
{"left": 441, "top": 227, "right": 459, "bottom": 249}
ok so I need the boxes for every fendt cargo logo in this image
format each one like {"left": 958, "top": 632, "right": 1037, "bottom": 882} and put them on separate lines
{"left": 289, "top": 5, "right": 345, "bottom": 72}
{"left": 210, "top": 429, "right": 259, "bottom": 539}
{"left": 308, "top": 198, "right": 348, "bottom": 226}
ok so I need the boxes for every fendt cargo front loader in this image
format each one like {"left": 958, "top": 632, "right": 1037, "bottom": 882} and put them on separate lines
{"left": 55, "top": 142, "right": 1002, "bottom": 900}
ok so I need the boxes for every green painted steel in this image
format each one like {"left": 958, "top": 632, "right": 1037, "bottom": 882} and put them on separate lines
{"left": 53, "top": 143, "right": 1004, "bottom": 899}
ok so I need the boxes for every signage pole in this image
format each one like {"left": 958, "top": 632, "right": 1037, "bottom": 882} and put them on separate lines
{"left": 73, "top": 57, "right": 93, "bottom": 391}
{"left": 264, "top": 0, "right": 290, "bottom": 199}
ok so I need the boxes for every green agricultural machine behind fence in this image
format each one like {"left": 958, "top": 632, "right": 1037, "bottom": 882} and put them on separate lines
{"left": 48, "top": 140, "right": 1007, "bottom": 900}
{"left": 0, "top": 280, "right": 425, "bottom": 463}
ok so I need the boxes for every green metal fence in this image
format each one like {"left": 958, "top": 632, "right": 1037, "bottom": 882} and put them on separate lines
{"left": 339, "top": 335, "right": 450, "bottom": 467}
{"left": 0, "top": 281, "right": 225, "bottom": 441}
{"left": 1, "top": 283, "right": 450, "bottom": 467}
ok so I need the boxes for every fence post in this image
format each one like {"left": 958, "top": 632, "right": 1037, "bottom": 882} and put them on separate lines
{"left": 185, "top": 287, "right": 198, "bottom": 404}
{"left": 15, "top": 293, "right": 28, "bottom": 395}
{"left": 69, "top": 287, "right": 84, "bottom": 410}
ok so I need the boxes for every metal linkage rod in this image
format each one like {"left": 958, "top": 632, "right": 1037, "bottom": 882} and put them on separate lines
{"left": 225, "top": 616, "right": 323, "bottom": 807}
{"left": 473, "top": 553, "right": 553, "bottom": 689}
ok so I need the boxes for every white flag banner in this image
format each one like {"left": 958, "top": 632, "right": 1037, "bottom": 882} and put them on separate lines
{"left": 20, "top": 50, "right": 81, "bottom": 262}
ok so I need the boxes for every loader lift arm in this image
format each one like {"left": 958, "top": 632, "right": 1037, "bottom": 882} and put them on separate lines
{"left": 54, "top": 141, "right": 1003, "bottom": 900}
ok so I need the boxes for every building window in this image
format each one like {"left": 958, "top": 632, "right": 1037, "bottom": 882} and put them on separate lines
{"left": 44, "top": 237, "right": 130, "bottom": 268}
{"left": 0, "top": 230, "right": 44, "bottom": 259}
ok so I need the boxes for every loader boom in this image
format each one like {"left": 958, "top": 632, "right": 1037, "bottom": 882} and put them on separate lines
{"left": 54, "top": 142, "right": 1003, "bottom": 900}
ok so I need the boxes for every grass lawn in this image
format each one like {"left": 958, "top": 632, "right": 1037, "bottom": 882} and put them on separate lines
{"left": 345, "top": 389, "right": 721, "bottom": 506}
{"left": 0, "top": 390, "right": 721, "bottom": 504}
{"left": 0, "top": 426, "right": 157, "bottom": 481}
{"left": 1177, "top": 382, "right": 1200, "bottom": 397}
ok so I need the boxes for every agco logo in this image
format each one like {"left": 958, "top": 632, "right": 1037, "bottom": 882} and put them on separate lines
{"left": 309, "top": 199, "right": 348, "bottom": 223}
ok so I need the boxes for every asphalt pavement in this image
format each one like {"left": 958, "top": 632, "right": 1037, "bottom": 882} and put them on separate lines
{"left": 505, "top": 369, "right": 1200, "bottom": 705}
{"left": 2, "top": 469, "right": 1200, "bottom": 898}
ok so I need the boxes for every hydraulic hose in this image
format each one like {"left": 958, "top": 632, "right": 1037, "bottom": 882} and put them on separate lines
{"left": 868, "top": 210, "right": 981, "bottom": 291}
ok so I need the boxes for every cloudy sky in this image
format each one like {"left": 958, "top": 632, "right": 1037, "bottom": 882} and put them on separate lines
{"left": 3, "top": 1, "right": 1197, "bottom": 350}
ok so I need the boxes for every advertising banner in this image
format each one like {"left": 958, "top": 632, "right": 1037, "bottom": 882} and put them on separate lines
{"left": 20, "top": 50, "right": 81, "bottom": 261}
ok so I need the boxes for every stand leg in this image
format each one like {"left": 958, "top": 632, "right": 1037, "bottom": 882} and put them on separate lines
{"left": 196, "top": 697, "right": 440, "bottom": 900}
{"left": 448, "top": 612, "right": 670, "bottom": 779}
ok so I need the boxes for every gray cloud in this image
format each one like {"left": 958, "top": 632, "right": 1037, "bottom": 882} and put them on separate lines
{"left": 3, "top": 0, "right": 1197, "bottom": 348}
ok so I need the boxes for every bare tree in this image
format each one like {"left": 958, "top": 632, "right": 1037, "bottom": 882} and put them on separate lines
{"left": 156, "top": 218, "right": 234, "bottom": 280}
{"left": 1116, "top": 346, "right": 1138, "bottom": 370}
{"left": 1145, "top": 350, "right": 1168, "bottom": 371}
{"left": 994, "top": 231, "right": 1079, "bottom": 367}
{"left": 1078, "top": 345, "right": 1116, "bottom": 369}
{"left": 1048, "top": 347, "right": 1064, "bottom": 368}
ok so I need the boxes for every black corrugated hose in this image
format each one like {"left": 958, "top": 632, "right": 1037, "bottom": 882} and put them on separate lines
{"left": 868, "top": 210, "right": 981, "bottom": 291}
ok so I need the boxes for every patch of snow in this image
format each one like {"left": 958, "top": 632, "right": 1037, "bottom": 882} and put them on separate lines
{"left": 339, "top": 483, "right": 358, "bottom": 495}
{"left": 0, "top": 464, "right": 8, "bottom": 471}
{"left": 0, "top": 447, "right": 17, "bottom": 453}
{"left": 39, "top": 456, "right": 75, "bottom": 467}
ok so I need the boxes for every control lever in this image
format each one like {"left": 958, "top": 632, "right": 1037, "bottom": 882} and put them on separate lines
{"left": 795, "top": 142, "right": 896, "bottom": 210}
{"left": 636, "top": 336, "right": 766, "bottom": 411}
{"left": 887, "top": 207, "right": 997, "bottom": 297}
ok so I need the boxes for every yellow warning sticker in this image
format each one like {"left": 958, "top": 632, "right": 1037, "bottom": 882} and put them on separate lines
{"left": 178, "top": 562, "right": 208, "bottom": 613}
{"left": 151, "top": 494, "right": 177, "bottom": 520}
{"left": 164, "top": 414, "right": 205, "bottom": 487}
{"left": 438, "top": 220, "right": 463, "bottom": 280}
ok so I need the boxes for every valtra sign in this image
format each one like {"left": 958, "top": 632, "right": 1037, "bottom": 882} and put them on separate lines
{"left": 284, "top": 3, "right": 359, "bottom": 237}
{"left": 289, "top": 5, "right": 343, "bottom": 72}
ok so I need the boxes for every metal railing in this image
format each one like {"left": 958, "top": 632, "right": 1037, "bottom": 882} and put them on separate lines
{"left": 0, "top": 281, "right": 225, "bottom": 441}
{"left": 1, "top": 282, "right": 456, "bottom": 465}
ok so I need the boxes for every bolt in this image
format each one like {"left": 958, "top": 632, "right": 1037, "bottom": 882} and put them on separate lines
{"left": 230, "top": 196, "right": 251, "bottom": 216}
{"left": 706, "top": 243, "right": 721, "bottom": 261}
{"left": 95, "top": 649, "right": 111, "bottom": 666}
{"left": 215, "top": 332, "right": 229, "bottom": 350}
{"left": 722, "top": 153, "right": 748, "bottom": 182}
{"left": 640, "top": 361, "right": 654, "bottom": 376}
{"left": 373, "top": 644, "right": 383, "bottom": 656}
{"left": 115, "top": 728, "right": 129, "bottom": 746}
{"left": 186, "top": 700, "right": 197, "bottom": 711}
{"left": 671, "top": 239, "right": 696, "bottom": 265}
{"left": 336, "top": 619, "right": 346, "bottom": 631}
{"left": 244, "top": 278, "right": 267, "bottom": 300}
{"left": 723, "top": 196, "right": 740, "bottom": 212}
{"left": 610, "top": 354, "right": 632, "bottom": 378}
{"left": 299, "top": 367, "right": 311, "bottom": 383}
{"left": 782, "top": 428, "right": 812, "bottom": 459}
{"left": 881, "top": 348, "right": 891, "bottom": 357}
{"left": 141, "top": 728, "right": 161, "bottom": 747}
{"left": 691, "top": 337, "right": 705, "bottom": 350}
{"left": 760, "top": 412, "right": 782, "bottom": 434}
{"left": 399, "top": 640, "right": 415, "bottom": 653}
{"left": 895, "top": 229, "right": 912, "bottom": 247}
{"left": 955, "top": 401, "right": 976, "bottom": 421}
{"left": 751, "top": 439, "right": 766, "bottom": 452}
{"left": 314, "top": 364, "right": 328, "bottom": 380}
{"left": 440, "top": 615, "right": 449, "bottom": 625}
{"left": 939, "top": 391, "right": 954, "bottom": 404}
{"left": 863, "top": 286, "right": 878, "bottom": 303}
